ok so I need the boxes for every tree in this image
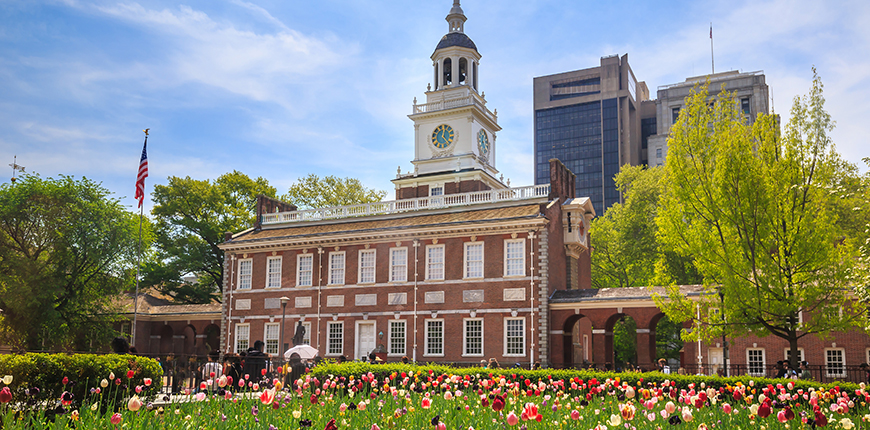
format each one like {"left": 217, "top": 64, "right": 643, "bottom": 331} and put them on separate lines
{"left": 0, "top": 175, "right": 141, "bottom": 350}
{"left": 283, "top": 174, "right": 386, "bottom": 209}
{"left": 612, "top": 316, "right": 637, "bottom": 368}
{"left": 590, "top": 165, "right": 700, "bottom": 289}
{"left": 654, "top": 71, "right": 866, "bottom": 371}
{"left": 149, "top": 171, "right": 276, "bottom": 303}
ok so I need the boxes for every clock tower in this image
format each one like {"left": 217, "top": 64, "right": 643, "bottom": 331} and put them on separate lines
{"left": 393, "top": 0, "right": 505, "bottom": 199}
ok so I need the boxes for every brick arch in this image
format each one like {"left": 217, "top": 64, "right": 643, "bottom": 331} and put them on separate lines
{"left": 560, "top": 313, "right": 594, "bottom": 366}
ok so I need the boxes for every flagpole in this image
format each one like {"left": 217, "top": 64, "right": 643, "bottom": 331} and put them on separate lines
{"left": 132, "top": 130, "right": 148, "bottom": 348}
{"left": 710, "top": 23, "right": 715, "bottom": 74}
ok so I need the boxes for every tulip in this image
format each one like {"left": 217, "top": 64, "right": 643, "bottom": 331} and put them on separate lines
{"left": 722, "top": 403, "right": 732, "bottom": 414}
{"left": 1, "top": 375, "right": 12, "bottom": 385}
{"left": 422, "top": 397, "right": 432, "bottom": 409}
{"left": 665, "top": 401, "right": 677, "bottom": 414}
{"left": 127, "top": 370, "right": 134, "bottom": 379}
{"left": 195, "top": 392, "right": 206, "bottom": 401}
{"left": 218, "top": 375, "right": 227, "bottom": 388}
{"left": 570, "top": 409, "right": 580, "bottom": 420}
{"left": 127, "top": 395, "right": 143, "bottom": 411}
{"left": 681, "top": 408, "right": 694, "bottom": 422}
{"left": 606, "top": 414, "right": 622, "bottom": 426}
{"left": 143, "top": 378, "right": 152, "bottom": 387}
{"left": 0, "top": 387, "right": 12, "bottom": 403}
{"left": 506, "top": 411, "right": 519, "bottom": 426}
{"left": 110, "top": 413, "right": 122, "bottom": 425}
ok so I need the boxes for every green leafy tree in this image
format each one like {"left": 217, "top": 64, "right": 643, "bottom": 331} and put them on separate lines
{"left": 653, "top": 71, "right": 866, "bottom": 371}
{"left": 612, "top": 316, "right": 637, "bottom": 367}
{"left": 149, "top": 171, "right": 276, "bottom": 303}
{"left": 590, "top": 165, "right": 700, "bottom": 289}
{"left": 283, "top": 174, "right": 386, "bottom": 209}
{"left": 0, "top": 175, "right": 141, "bottom": 350}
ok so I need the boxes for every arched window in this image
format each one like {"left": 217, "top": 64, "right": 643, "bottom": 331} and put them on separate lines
{"left": 443, "top": 58, "right": 452, "bottom": 86}
{"left": 473, "top": 61, "right": 478, "bottom": 91}
{"left": 458, "top": 58, "right": 468, "bottom": 85}
{"left": 434, "top": 62, "right": 439, "bottom": 90}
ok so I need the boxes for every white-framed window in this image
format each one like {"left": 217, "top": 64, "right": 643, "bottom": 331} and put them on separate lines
{"left": 388, "top": 320, "right": 406, "bottom": 356}
{"left": 426, "top": 245, "right": 445, "bottom": 280}
{"left": 234, "top": 323, "right": 250, "bottom": 354}
{"left": 238, "top": 259, "right": 252, "bottom": 290}
{"left": 583, "top": 334, "right": 590, "bottom": 361}
{"left": 266, "top": 256, "right": 282, "bottom": 288}
{"left": 297, "top": 321, "right": 311, "bottom": 345}
{"left": 296, "top": 254, "right": 313, "bottom": 287}
{"left": 866, "top": 348, "right": 870, "bottom": 367}
{"left": 328, "top": 252, "right": 345, "bottom": 285}
{"left": 358, "top": 249, "right": 376, "bottom": 284}
{"left": 746, "top": 348, "right": 765, "bottom": 376}
{"left": 327, "top": 321, "right": 343, "bottom": 356}
{"left": 425, "top": 319, "right": 444, "bottom": 356}
{"left": 390, "top": 247, "right": 408, "bottom": 282}
{"left": 464, "top": 242, "right": 484, "bottom": 279}
{"left": 429, "top": 186, "right": 443, "bottom": 196}
{"left": 784, "top": 348, "right": 805, "bottom": 363}
{"left": 504, "top": 240, "right": 525, "bottom": 277}
{"left": 671, "top": 107, "right": 681, "bottom": 124}
{"left": 463, "top": 319, "right": 484, "bottom": 356}
{"left": 264, "top": 322, "right": 280, "bottom": 355}
{"left": 825, "top": 348, "right": 845, "bottom": 377}
{"left": 504, "top": 317, "right": 526, "bottom": 356}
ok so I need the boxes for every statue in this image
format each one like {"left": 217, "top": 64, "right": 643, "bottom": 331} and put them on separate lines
{"left": 292, "top": 321, "right": 306, "bottom": 346}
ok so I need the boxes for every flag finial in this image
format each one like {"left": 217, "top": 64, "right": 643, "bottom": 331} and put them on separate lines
{"left": 143, "top": 128, "right": 150, "bottom": 136}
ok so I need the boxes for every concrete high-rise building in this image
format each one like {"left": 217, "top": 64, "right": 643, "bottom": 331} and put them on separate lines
{"left": 646, "top": 70, "right": 770, "bottom": 166}
{"left": 533, "top": 55, "right": 649, "bottom": 216}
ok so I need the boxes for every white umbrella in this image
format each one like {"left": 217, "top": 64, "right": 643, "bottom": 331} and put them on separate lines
{"left": 284, "top": 344, "right": 319, "bottom": 360}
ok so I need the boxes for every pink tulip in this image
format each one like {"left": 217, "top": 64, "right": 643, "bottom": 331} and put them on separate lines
{"left": 110, "top": 413, "right": 122, "bottom": 425}
{"left": 143, "top": 378, "right": 152, "bottom": 386}
{"left": 436, "top": 423, "right": 446, "bottom": 430}
{"left": 570, "top": 409, "right": 580, "bottom": 420}
{"left": 777, "top": 410, "right": 788, "bottom": 423}
{"left": 722, "top": 403, "right": 732, "bottom": 414}
{"left": 665, "top": 401, "right": 677, "bottom": 414}
{"left": 506, "top": 411, "right": 519, "bottom": 426}
{"left": 371, "top": 425, "right": 380, "bottom": 430}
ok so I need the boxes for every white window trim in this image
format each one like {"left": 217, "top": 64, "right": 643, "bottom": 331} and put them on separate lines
{"left": 237, "top": 258, "right": 253, "bottom": 290}
{"left": 824, "top": 348, "right": 846, "bottom": 377}
{"left": 866, "top": 348, "right": 870, "bottom": 367}
{"left": 783, "top": 347, "right": 805, "bottom": 362}
{"left": 425, "top": 245, "right": 445, "bottom": 281}
{"left": 389, "top": 247, "right": 408, "bottom": 283}
{"left": 358, "top": 249, "right": 376, "bottom": 285}
{"left": 504, "top": 239, "right": 526, "bottom": 277}
{"left": 746, "top": 348, "right": 766, "bottom": 377}
{"left": 234, "top": 323, "right": 250, "bottom": 354}
{"left": 429, "top": 184, "right": 444, "bottom": 196}
{"left": 464, "top": 241, "right": 484, "bottom": 279}
{"left": 265, "top": 256, "right": 283, "bottom": 289}
{"left": 504, "top": 317, "right": 527, "bottom": 357}
{"left": 264, "top": 322, "right": 280, "bottom": 355}
{"left": 462, "top": 318, "right": 484, "bottom": 357}
{"left": 388, "top": 319, "right": 407, "bottom": 357}
{"left": 424, "top": 318, "right": 445, "bottom": 357}
{"left": 328, "top": 251, "right": 346, "bottom": 286}
{"left": 296, "top": 254, "right": 313, "bottom": 287}
{"left": 326, "top": 321, "right": 344, "bottom": 356}
{"left": 299, "top": 321, "right": 312, "bottom": 345}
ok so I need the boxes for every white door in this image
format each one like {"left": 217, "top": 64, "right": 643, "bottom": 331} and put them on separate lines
{"left": 356, "top": 322, "right": 376, "bottom": 360}
{"left": 709, "top": 348, "right": 724, "bottom": 375}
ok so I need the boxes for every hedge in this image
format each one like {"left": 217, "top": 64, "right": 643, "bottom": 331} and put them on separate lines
{"left": 0, "top": 353, "right": 163, "bottom": 414}
{"left": 310, "top": 362, "right": 862, "bottom": 394}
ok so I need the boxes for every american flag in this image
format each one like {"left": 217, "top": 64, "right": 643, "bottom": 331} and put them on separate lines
{"left": 134, "top": 137, "right": 148, "bottom": 208}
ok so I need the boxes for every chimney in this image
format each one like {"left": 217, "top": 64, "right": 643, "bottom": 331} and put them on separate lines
{"left": 548, "top": 158, "right": 576, "bottom": 202}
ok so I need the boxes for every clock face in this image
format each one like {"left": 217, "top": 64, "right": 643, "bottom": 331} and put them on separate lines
{"left": 477, "top": 129, "right": 489, "bottom": 156}
{"left": 431, "top": 124, "right": 455, "bottom": 149}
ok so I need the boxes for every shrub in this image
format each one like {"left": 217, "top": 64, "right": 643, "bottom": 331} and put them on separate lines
{"left": 310, "top": 362, "right": 861, "bottom": 394}
{"left": 0, "top": 353, "right": 162, "bottom": 414}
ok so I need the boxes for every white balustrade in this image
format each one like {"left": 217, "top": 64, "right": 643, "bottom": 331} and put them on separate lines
{"left": 261, "top": 184, "right": 551, "bottom": 225}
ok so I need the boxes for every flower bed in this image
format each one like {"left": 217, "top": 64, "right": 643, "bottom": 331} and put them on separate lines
{"left": 1, "top": 363, "right": 868, "bottom": 429}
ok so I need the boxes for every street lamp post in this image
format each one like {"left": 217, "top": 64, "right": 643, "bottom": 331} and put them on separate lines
{"left": 279, "top": 296, "right": 290, "bottom": 357}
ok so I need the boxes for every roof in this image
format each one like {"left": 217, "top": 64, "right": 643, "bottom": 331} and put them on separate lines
{"left": 226, "top": 203, "right": 544, "bottom": 246}
{"left": 115, "top": 293, "right": 221, "bottom": 316}
{"left": 550, "top": 285, "right": 705, "bottom": 303}
{"left": 435, "top": 32, "right": 478, "bottom": 53}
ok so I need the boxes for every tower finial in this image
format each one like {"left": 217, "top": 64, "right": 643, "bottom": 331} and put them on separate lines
{"left": 446, "top": 0, "right": 467, "bottom": 33}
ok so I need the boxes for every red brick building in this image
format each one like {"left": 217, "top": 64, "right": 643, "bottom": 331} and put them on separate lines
{"left": 215, "top": 1, "right": 870, "bottom": 380}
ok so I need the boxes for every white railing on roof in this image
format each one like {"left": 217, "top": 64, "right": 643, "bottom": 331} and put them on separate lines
{"left": 412, "top": 95, "right": 497, "bottom": 122}
{"left": 261, "top": 184, "right": 551, "bottom": 225}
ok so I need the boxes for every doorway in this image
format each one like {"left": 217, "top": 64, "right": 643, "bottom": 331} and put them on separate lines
{"left": 355, "top": 322, "right": 376, "bottom": 360}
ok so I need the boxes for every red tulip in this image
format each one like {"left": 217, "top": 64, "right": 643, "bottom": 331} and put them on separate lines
{"left": 0, "top": 387, "right": 12, "bottom": 403}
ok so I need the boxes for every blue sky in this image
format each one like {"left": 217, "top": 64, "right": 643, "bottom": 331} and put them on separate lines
{"left": 2, "top": 0, "right": 868, "bottom": 212}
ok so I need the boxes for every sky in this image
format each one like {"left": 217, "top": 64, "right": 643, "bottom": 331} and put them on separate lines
{"left": 1, "top": 0, "right": 868, "bottom": 213}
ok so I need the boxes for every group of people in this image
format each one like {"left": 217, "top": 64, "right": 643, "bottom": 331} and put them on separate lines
{"left": 773, "top": 360, "right": 812, "bottom": 380}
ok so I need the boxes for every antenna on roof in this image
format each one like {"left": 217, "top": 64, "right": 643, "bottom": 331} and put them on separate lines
{"left": 9, "top": 155, "right": 25, "bottom": 183}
